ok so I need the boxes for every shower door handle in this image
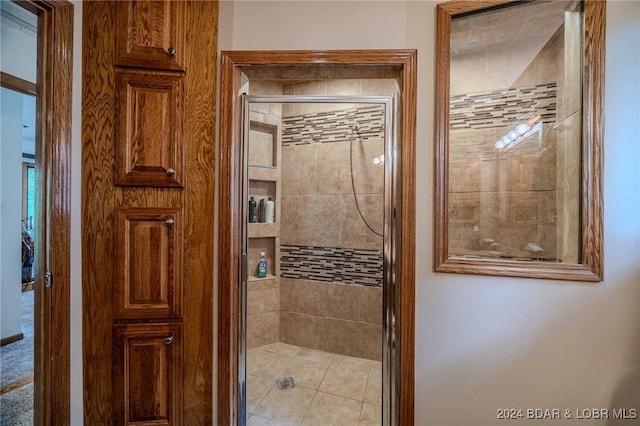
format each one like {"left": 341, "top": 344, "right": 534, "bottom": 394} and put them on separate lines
{"left": 242, "top": 253, "right": 248, "bottom": 282}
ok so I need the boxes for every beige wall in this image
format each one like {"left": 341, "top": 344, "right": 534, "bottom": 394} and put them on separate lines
{"left": 219, "top": 2, "right": 640, "bottom": 425}
{"left": 60, "top": 1, "right": 639, "bottom": 424}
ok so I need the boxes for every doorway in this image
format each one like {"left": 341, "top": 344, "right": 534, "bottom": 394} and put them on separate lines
{"left": 0, "top": 0, "right": 73, "bottom": 424}
{"left": 0, "top": 84, "right": 37, "bottom": 424}
{"left": 241, "top": 94, "right": 394, "bottom": 425}
{"left": 218, "top": 50, "right": 417, "bottom": 425}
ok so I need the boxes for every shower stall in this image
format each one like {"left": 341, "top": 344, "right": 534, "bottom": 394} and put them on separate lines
{"left": 239, "top": 88, "right": 398, "bottom": 425}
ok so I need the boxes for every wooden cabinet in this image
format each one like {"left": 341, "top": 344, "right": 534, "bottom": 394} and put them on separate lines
{"left": 83, "top": 1, "right": 216, "bottom": 423}
{"left": 113, "top": 323, "right": 183, "bottom": 426}
{"left": 115, "top": 208, "right": 183, "bottom": 319}
{"left": 115, "top": 1, "right": 185, "bottom": 71}
{"left": 115, "top": 69, "right": 185, "bottom": 187}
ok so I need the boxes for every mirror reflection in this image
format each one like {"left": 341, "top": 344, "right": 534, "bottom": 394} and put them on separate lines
{"left": 448, "top": 0, "right": 583, "bottom": 263}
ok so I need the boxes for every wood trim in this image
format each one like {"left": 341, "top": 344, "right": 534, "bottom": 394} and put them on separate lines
{"left": 218, "top": 49, "right": 417, "bottom": 426}
{"left": 433, "top": 0, "right": 605, "bottom": 282}
{"left": 0, "top": 374, "right": 34, "bottom": 395}
{"left": 82, "top": 2, "right": 117, "bottom": 422}
{"left": 181, "top": 3, "right": 216, "bottom": 422}
{"left": 0, "top": 333, "right": 24, "bottom": 346}
{"left": 581, "top": 0, "right": 605, "bottom": 280}
{"left": 398, "top": 51, "right": 417, "bottom": 426}
{"left": 14, "top": 1, "right": 75, "bottom": 425}
{"left": 0, "top": 71, "right": 36, "bottom": 95}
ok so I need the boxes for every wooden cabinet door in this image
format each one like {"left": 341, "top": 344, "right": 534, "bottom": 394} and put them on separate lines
{"left": 115, "top": 69, "right": 185, "bottom": 187}
{"left": 115, "top": 1, "right": 185, "bottom": 71}
{"left": 115, "top": 208, "right": 182, "bottom": 319}
{"left": 83, "top": 1, "right": 216, "bottom": 424}
{"left": 113, "top": 323, "right": 183, "bottom": 426}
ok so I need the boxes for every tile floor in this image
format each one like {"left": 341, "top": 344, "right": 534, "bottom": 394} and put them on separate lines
{"left": 246, "top": 342, "right": 382, "bottom": 426}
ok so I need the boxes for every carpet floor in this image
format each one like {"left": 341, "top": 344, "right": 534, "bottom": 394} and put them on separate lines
{"left": 0, "top": 291, "right": 34, "bottom": 425}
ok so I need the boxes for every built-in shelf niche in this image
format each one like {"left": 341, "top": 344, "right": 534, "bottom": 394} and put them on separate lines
{"left": 246, "top": 117, "right": 281, "bottom": 285}
{"left": 249, "top": 120, "right": 278, "bottom": 168}
{"left": 247, "top": 237, "right": 278, "bottom": 280}
{"left": 248, "top": 179, "right": 277, "bottom": 224}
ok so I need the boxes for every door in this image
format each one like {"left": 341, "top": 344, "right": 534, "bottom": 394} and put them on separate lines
{"left": 217, "top": 49, "right": 417, "bottom": 426}
{"left": 0, "top": 0, "right": 73, "bottom": 423}
{"left": 82, "top": 1, "right": 217, "bottom": 424}
{"left": 238, "top": 95, "right": 397, "bottom": 426}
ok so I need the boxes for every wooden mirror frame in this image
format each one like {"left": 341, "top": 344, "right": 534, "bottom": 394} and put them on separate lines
{"left": 434, "top": 0, "right": 604, "bottom": 282}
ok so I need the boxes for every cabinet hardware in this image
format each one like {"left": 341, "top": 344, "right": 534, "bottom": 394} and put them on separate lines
{"left": 166, "top": 168, "right": 176, "bottom": 176}
{"left": 164, "top": 336, "right": 174, "bottom": 345}
{"left": 167, "top": 47, "right": 176, "bottom": 57}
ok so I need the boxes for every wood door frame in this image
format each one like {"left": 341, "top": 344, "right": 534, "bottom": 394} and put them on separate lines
{"left": 217, "top": 49, "right": 417, "bottom": 425}
{"left": 1, "top": 1, "right": 73, "bottom": 424}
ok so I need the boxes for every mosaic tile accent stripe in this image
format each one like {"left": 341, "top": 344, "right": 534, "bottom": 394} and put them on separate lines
{"left": 450, "top": 82, "right": 557, "bottom": 130}
{"left": 280, "top": 245, "right": 383, "bottom": 287}
{"left": 282, "top": 105, "right": 385, "bottom": 146}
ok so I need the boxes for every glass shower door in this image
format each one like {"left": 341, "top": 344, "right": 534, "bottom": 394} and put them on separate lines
{"left": 240, "top": 95, "right": 397, "bottom": 426}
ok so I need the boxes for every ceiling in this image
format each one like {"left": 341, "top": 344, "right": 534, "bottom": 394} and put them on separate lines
{"left": 451, "top": 0, "right": 578, "bottom": 56}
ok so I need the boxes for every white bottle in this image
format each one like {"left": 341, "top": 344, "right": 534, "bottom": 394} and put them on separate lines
{"left": 264, "top": 197, "right": 275, "bottom": 223}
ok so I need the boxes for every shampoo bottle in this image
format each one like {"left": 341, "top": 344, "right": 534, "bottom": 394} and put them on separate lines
{"left": 257, "top": 252, "right": 267, "bottom": 278}
{"left": 248, "top": 196, "right": 257, "bottom": 223}
{"left": 265, "top": 197, "right": 275, "bottom": 223}
{"left": 258, "top": 198, "right": 265, "bottom": 223}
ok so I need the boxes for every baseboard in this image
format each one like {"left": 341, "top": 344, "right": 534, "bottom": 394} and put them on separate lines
{"left": 0, "top": 374, "right": 33, "bottom": 395}
{"left": 0, "top": 333, "right": 24, "bottom": 346}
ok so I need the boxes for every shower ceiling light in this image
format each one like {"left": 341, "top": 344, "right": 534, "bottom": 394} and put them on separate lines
{"left": 515, "top": 122, "right": 531, "bottom": 135}
{"left": 495, "top": 116, "right": 541, "bottom": 151}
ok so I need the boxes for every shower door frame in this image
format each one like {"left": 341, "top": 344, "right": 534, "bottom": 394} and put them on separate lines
{"left": 240, "top": 94, "right": 397, "bottom": 426}
{"left": 218, "top": 50, "right": 417, "bottom": 426}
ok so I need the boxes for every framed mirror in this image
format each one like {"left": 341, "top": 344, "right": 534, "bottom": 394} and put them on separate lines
{"left": 434, "top": 0, "right": 604, "bottom": 281}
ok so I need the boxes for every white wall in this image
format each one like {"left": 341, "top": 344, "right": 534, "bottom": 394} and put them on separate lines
{"left": 0, "top": 21, "right": 37, "bottom": 83}
{"left": 218, "top": 1, "right": 640, "bottom": 425}
{"left": 0, "top": 88, "right": 24, "bottom": 340}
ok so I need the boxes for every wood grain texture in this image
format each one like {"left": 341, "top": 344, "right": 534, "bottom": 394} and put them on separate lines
{"left": 26, "top": 1, "right": 74, "bottom": 425}
{"left": 581, "top": 0, "right": 605, "bottom": 281}
{"left": 115, "top": 0, "right": 185, "bottom": 71}
{"left": 217, "top": 53, "right": 244, "bottom": 426}
{"left": 0, "top": 71, "right": 36, "bottom": 95}
{"left": 0, "top": 374, "right": 33, "bottom": 395}
{"left": 433, "top": 0, "right": 605, "bottom": 282}
{"left": 82, "top": 1, "right": 117, "bottom": 422}
{"left": 114, "top": 208, "right": 183, "bottom": 319}
{"left": 113, "top": 323, "right": 183, "bottom": 426}
{"left": 181, "top": 2, "right": 217, "bottom": 423}
{"left": 115, "top": 69, "right": 185, "bottom": 187}
{"left": 398, "top": 51, "right": 417, "bottom": 426}
{"left": 83, "top": 1, "right": 217, "bottom": 424}
{"left": 218, "top": 49, "right": 416, "bottom": 426}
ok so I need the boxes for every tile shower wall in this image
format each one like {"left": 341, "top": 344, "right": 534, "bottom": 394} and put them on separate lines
{"left": 448, "top": 27, "right": 579, "bottom": 262}
{"left": 280, "top": 245, "right": 383, "bottom": 287}
{"left": 278, "top": 79, "right": 395, "bottom": 360}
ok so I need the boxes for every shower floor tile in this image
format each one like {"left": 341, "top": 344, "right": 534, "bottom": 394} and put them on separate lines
{"left": 246, "top": 343, "right": 382, "bottom": 426}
